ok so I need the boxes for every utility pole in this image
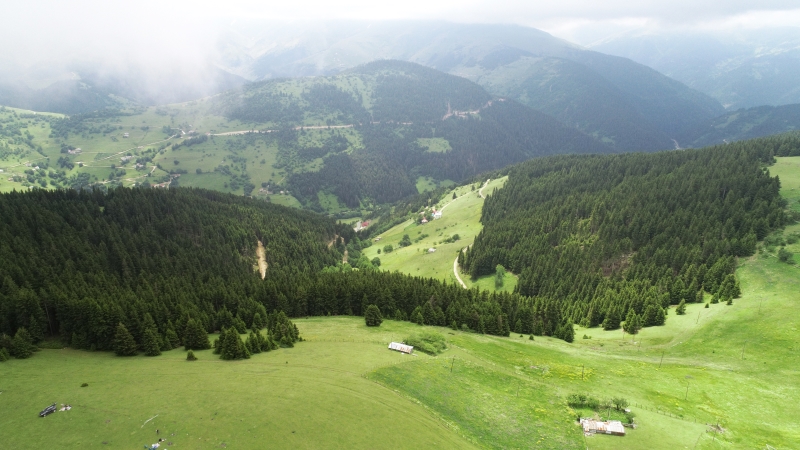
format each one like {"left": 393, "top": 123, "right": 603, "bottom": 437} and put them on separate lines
{"left": 741, "top": 341, "right": 747, "bottom": 360}
{"left": 685, "top": 381, "right": 690, "bottom": 400}
{"left": 659, "top": 350, "right": 665, "bottom": 369}
{"left": 581, "top": 365, "right": 585, "bottom": 381}
{"left": 450, "top": 356, "right": 456, "bottom": 373}
{"left": 696, "top": 310, "right": 701, "bottom": 324}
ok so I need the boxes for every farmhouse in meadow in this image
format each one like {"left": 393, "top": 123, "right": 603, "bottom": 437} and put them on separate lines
{"left": 388, "top": 342, "right": 414, "bottom": 354}
{"left": 580, "top": 418, "right": 625, "bottom": 436}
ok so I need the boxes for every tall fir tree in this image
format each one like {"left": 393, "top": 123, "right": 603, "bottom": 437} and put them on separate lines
{"left": 183, "top": 319, "right": 211, "bottom": 351}
{"left": 142, "top": 328, "right": 162, "bottom": 356}
{"left": 113, "top": 323, "right": 138, "bottom": 357}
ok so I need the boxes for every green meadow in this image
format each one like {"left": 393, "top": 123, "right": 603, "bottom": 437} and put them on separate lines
{"left": 363, "top": 177, "right": 507, "bottom": 285}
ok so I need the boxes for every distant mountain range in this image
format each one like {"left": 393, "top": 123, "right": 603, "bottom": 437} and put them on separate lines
{"left": 591, "top": 27, "right": 800, "bottom": 110}
{"left": 5, "top": 21, "right": 800, "bottom": 154}
{"left": 217, "top": 21, "right": 724, "bottom": 151}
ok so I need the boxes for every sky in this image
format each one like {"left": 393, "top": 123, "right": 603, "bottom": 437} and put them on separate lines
{"left": 1, "top": 1, "right": 798, "bottom": 85}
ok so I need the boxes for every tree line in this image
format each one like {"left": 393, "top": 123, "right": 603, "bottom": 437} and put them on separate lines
{"left": 0, "top": 185, "right": 576, "bottom": 359}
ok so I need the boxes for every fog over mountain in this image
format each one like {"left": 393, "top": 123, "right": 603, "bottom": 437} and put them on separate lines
{"left": 591, "top": 27, "right": 800, "bottom": 110}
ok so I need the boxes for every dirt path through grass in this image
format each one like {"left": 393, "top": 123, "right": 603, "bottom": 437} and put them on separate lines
{"left": 453, "top": 248, "right": 468, "bottom": 288}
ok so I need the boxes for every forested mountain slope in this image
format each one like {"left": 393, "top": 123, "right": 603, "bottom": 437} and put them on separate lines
{"left": 218, "top": 21, "right": 725, "bottom": 151}
{"left": 681, "top": 104, "right": 800, "bottom": 148}
{"left": 214, "top": 60, "right": 608, "bottom": 208}
{"left": 461, "top": 134, "right": 795, "bottom": 332}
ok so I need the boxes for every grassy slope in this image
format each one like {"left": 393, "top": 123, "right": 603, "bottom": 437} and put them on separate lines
{"left": 0, "top": 325, "right": 477, "bottom": 449}
{"left": 362, "top": 177, "right": 507, "bottom": 285}
{"left": 369, "top": 157, "right": 800, "bottom": 449}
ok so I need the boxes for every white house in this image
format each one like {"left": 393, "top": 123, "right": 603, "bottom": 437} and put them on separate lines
{"left": 388, "top": 342, "right": 414, "bottom": 354}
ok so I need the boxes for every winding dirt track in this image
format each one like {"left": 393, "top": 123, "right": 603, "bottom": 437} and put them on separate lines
{"left": 453, "top": 249, "right": 468, "bottom": 289}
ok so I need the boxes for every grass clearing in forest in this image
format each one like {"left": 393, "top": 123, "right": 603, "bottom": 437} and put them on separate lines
{"left": 364, "top": 177, "right": 507, "bottom": 285}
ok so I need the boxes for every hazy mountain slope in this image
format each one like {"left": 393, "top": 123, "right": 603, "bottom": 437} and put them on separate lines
{"left": 462, "top": 56, "right": 673, "bottom": 150}
{"left": 0, "top": 61, "right": 607, "bottom": 215}
{"left": 217, "top": 21, "right": 724, "bottom": 151}
{"left": 0, "top": 80, "right": 127, "bottom": 115}
{"left": 0, "top": 64, "right": 247, "bottom": 114}
{"left": 592, "top": 28, "right": 800, "bottom": 110}
{"left": 216, "top": 60, "right": 609, "bottom": 208}
{"left": 681, "top": 103, "right": 800, "bottom": 147}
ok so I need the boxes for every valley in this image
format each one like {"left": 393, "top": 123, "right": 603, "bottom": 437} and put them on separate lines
{"left": 2, "top": 11, "right": 800, "bottom": 450}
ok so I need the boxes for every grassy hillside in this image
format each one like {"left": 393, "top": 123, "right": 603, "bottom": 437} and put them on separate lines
{"left": 0, "top": 61, "right": 608, "bottom": 217}
{"left": 361, "top": 178, "right": 506, "bottom": 284}
{"left": 0, "top": 325, "right": 478, "bottom": 449}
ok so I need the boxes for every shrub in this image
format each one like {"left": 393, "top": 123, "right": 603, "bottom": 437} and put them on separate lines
{"left": 81, "top": 383, "right": 88, "bottom": 387}
{"left": 383, "top": 244, "right": 393, "bottom": 253}
{"left": 186, "top": 350, "right": 197, "bottom": 361}
{"left": 405, "top": 331, "right": 447, "bottom": 355}
{"left": 612, "top": 397, "right": 629, "bottom": 411}
{"left": 778, "top": 247, "right": 794, "bottom": 264}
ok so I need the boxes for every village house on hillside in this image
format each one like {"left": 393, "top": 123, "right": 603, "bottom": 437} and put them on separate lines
{"left": 580, "top": 418, "right": 625, "bottom": 436}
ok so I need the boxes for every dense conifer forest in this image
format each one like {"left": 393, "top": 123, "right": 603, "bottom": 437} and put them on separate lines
{"left": 462, "top": 134, "right": 797, "bottom": 331}
{"left": 0, "top": 187, "right": 538, "bottom": 354}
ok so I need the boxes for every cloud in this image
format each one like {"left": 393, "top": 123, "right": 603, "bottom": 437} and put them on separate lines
{"left": 1, "top": 1, "right": 798, "bottom": 89}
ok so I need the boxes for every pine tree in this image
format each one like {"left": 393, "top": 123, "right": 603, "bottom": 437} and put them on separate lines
{"left": 251, "top": 313, "right": 265, "bottom": 331}
{"left": 220, "top": 328, "right": 250, "bottom": 360}
{"left": 186, "top": 350, "right": 197, "bottom": 361}
{"left": 246, "top": 332, "right": 262, "bottom": 354}
{"left": 411, "top": 306, "right": 424, "bottom": 325}
{"left": 676, "top": 299, "right": 686, "bottom": 315}
{"left": 183, "top": 319, "right": 211, "bottom": 351}
{"left": 165, "top": 328, "right": 180, "bottom": 349}
{"left": 365, "top": 304, "right": 383, "bottom": 327}
{"left": 602, "top": 308, "right": 621, "bottom": 330}
{"left": 623, "top": 310, "right": 641, "bottom": 337}
{"left": 561, "top": 320, "right": 575, "bottom": 343}
{"left": 142, "top": 328, "right": 162, "bottom": 356}
{"left": 11, "top": 328, "right": 35, "bottom": 359}
{"left": 0, "top": 347, "right": 10, "bottom": 362}
{"left": 113, "top": 323, "right": 138, "bottom": 357}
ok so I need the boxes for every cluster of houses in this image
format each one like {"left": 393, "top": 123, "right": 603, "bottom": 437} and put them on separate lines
{"left": 67, "top": 148, "right": 82, "bottom": 155}
{"left": 120, "top": 156, "right": 133, "bottom": 163}
{"left": 354, "top": 221, "right": 370, "bottom": 232}
{"left": 420, "top": 208, "right": 443, "bottom": 224}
